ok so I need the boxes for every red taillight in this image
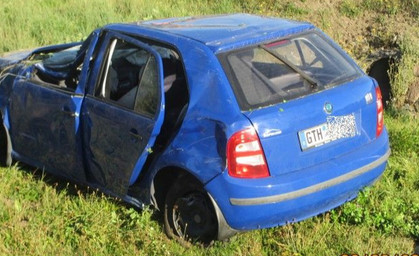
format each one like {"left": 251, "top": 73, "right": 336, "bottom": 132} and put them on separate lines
{"left": 227, "top": 128, "right": 270, "bottom": 178}
{"left": 375, "top": 86, "right": 384, "bottom": 137}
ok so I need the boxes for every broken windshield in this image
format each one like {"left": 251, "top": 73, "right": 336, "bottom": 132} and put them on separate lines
{"left": 219, "top": 31, "right": 362, "bottom": 110}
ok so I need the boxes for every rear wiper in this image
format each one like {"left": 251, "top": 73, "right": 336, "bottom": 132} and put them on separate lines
{"left": 260, "top": 44, "right": 320, "bottom": 89}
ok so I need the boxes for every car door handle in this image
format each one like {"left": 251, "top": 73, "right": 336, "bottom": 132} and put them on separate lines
{"left": 61, "top": 106, "right": 77, "bottom": 117}
{"left": 129, "top": 129, "right": 143, "bottom": 141}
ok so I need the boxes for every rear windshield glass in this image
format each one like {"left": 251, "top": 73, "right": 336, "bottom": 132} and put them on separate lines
{"left": 219, "top": 31, "right": 362, "bottom": 110}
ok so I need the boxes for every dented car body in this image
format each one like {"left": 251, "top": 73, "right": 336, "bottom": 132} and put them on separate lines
{"left": 0, "top": 14, "right": 390, "bottom": 242}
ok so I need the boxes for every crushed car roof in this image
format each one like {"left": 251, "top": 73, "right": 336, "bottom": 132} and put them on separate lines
{"left": 110, "top": 13, "right": 315, "bottom": 53}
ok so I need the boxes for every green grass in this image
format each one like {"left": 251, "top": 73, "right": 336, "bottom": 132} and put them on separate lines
{"left": 391, "top": 36, "right": 419, "bottom": 107}
{"left": 362, "top": 0, "right": 419, "bottom": 16}
{"left": 0, "top": 0, "right": 241, "bottom": 53}
{"left": 0, "top": 0, "right": 418, "bottom": 255}
{"left": 339, "top": 0, "right": 362, "bottom": 17}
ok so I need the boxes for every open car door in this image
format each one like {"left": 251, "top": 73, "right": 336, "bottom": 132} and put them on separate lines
{"left": 81, "top": 32, "right": 165, "bottom": 196}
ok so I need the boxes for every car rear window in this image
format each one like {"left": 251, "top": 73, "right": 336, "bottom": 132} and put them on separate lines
{"left": 219, "top": 31, "right": 362, "bottom": 110}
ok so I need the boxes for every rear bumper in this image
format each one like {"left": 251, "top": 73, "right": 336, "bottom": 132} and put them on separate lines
{"left": 230, "top": 149, "right": 389, "bottom": 206}
{"left": 205, "top": 128, "right": 390, "bottom": 232}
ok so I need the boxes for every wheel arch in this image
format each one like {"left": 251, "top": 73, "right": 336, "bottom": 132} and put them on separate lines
{"left": 151, "top": 166, "right": 203, "bottom": 211}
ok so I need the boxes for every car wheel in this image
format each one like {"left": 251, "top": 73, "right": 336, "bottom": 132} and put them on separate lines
{"left": 0, "top": 123, "right": 11, "bottom": 167}
{"left": 164, "top": 178, "right": 217, "bottom": 244}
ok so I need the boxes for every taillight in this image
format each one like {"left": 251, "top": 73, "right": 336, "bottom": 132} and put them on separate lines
{"left": 227, "top": 128, "right": 270, "bottom": 178}
{"left": 375, "top": 86, "right": 384, "bottom": 137}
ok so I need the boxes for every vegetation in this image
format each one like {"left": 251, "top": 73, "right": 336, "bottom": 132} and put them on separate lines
{"left": 0, "top": 0, "right": 418, "bottom": 255}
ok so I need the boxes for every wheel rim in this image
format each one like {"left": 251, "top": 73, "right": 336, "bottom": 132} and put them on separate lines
{"left": 171, "top": 191, "right": 216, "bottom": 241}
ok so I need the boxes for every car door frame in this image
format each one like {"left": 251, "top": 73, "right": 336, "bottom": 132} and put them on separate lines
{"left": 81, "top": 30, "right": 166, "bottom": 196}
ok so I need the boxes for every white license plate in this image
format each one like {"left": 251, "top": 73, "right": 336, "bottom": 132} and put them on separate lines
{"left": 298, "top": 123, "right": 331, "bottom": 150}
{"left": 298, "top": 114, "right": 357, "bottom": 151}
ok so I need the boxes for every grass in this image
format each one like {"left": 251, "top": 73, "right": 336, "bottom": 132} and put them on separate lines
{"left": 339, "top": 0, "right": 362, "bottom": 18}
{"left": 391, "top": 35, "right": 419, "bottom": 107}
{"left": 0, "top": 0, "right": 241, "bottom": 53}
{"left": 0, "top": 0, "right": 418, "bottom": 255}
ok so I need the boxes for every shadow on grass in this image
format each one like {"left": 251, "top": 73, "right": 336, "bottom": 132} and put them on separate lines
{"left": 14, "top": 161, "right": 164, "bottom": 224}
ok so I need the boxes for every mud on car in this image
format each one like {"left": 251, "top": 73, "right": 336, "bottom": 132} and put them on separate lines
{"left": 0, "top": 14, "right": 390, "bottom": 243}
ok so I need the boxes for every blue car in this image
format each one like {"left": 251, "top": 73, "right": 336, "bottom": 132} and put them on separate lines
{"left": 0, "top": 14, "right": 389, "bottom": 243}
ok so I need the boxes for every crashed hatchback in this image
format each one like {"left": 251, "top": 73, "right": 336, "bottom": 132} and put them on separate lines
{"left": 0, "top": 14, "right": 390, "bottom": 243}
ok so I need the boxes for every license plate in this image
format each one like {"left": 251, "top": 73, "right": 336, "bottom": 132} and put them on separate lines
{"left": 298, "top": 123, "right": 330, "bottom": 150}
{"left": 298, "top": 114, "right": 357, "bottom": 151}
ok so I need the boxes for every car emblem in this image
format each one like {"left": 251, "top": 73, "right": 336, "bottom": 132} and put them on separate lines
{"left": 365, "top": 92, "right": 373, "bottom": 104}
{"left": 324, "top": 102, "right": 333, "bottom": 114}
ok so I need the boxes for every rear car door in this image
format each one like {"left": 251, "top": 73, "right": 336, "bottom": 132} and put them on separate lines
{"left": 81, "top": 32, "right": 165, "bottom": 196}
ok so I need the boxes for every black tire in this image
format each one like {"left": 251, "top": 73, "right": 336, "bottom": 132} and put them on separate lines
{"left": 0, "top": 123, "right": 11, "bottom": 167}
{"left": 164, "top": 178, "right": 217, "bottom": 244}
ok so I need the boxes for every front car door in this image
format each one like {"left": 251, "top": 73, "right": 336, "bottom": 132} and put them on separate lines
{"left": 7, "top": 33, "right": 99, "bottom": 181}
{"left": 82, "top": 32, "right": 165, "bottom": 196}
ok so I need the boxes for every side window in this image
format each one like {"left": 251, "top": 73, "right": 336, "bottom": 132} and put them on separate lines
{"left": 30, "top": 45, "right": 82, "bottom": 90}
{"left": 96, "top": 39, "right": 159, "bottom": 117}
{"left": 133, "top": 56, "right": 158, "bottom": 116}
